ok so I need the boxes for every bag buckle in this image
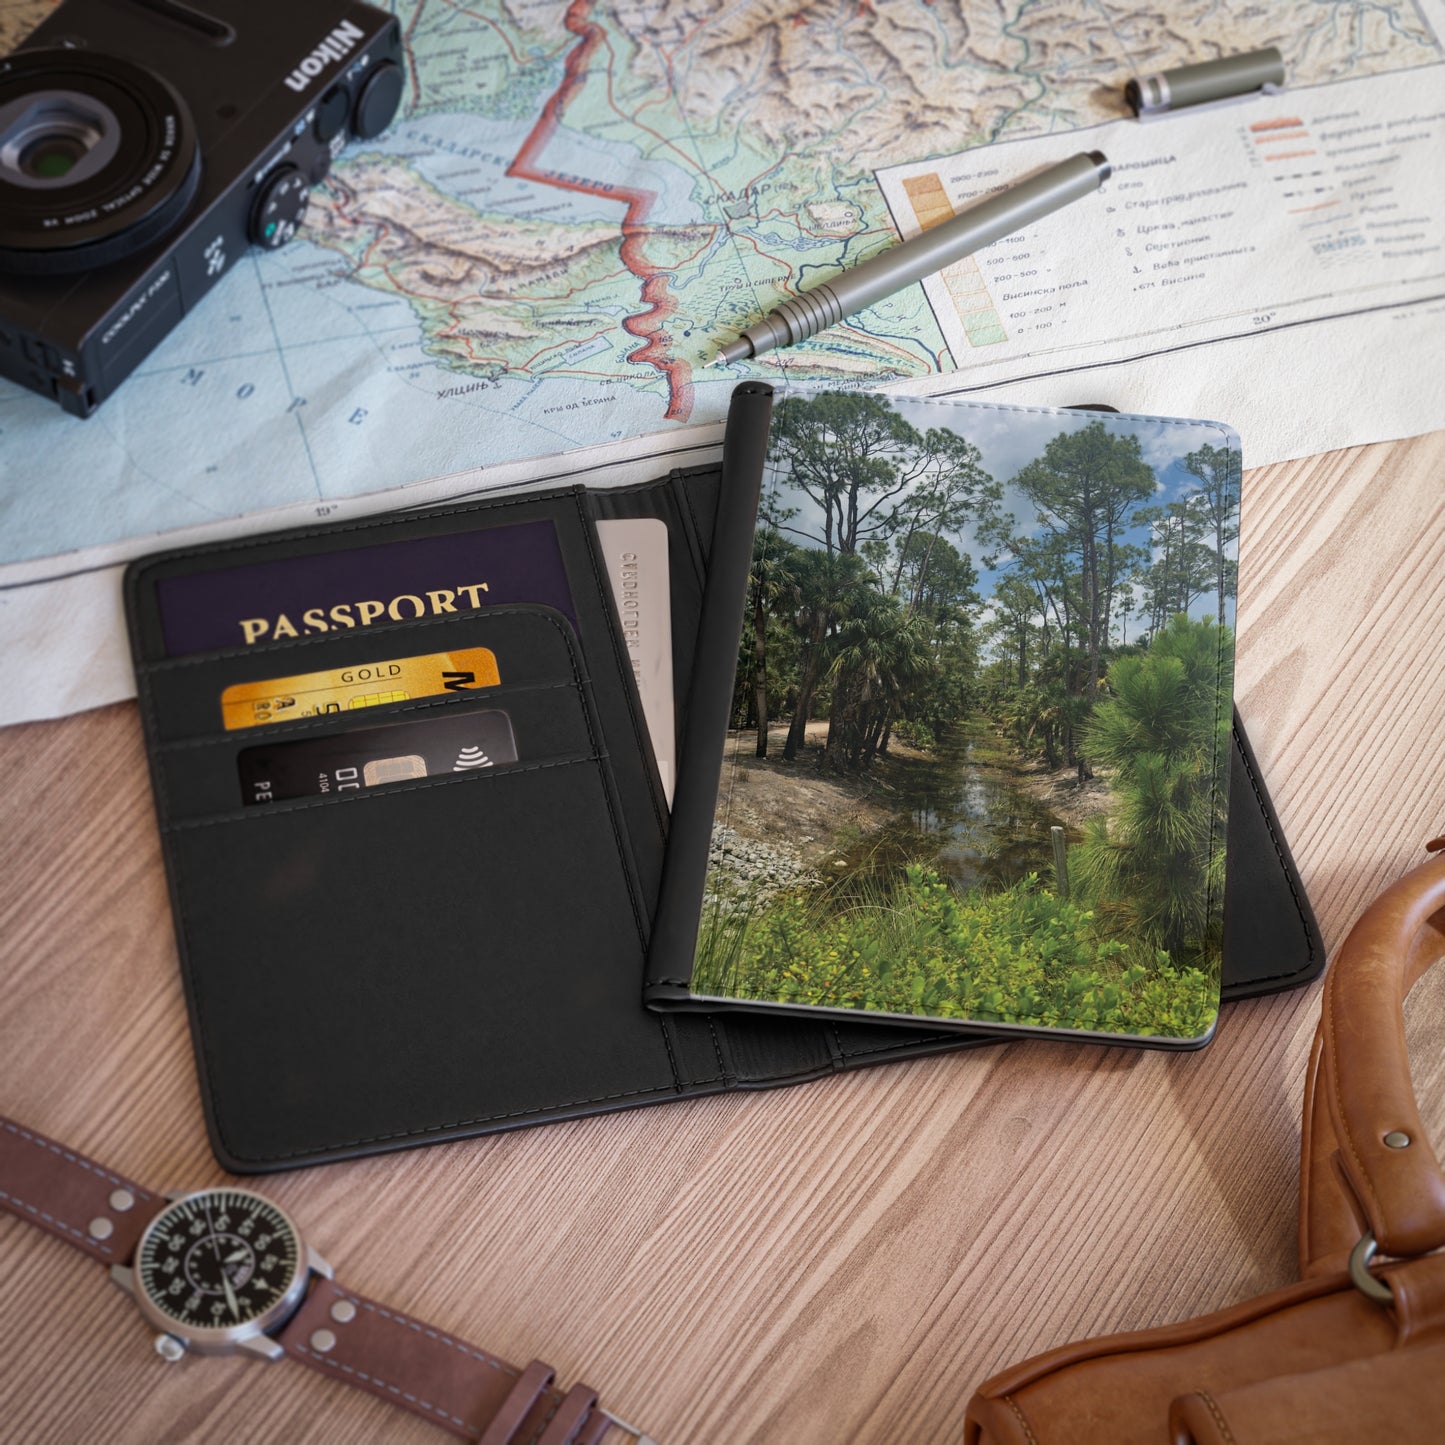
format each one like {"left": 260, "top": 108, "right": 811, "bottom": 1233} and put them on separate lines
{"left": 1348, "top": 1230, "right": 1394, "bottom": 1304}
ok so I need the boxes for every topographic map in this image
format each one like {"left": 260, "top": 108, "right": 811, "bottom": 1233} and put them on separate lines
{"left": 0, "top": 0, "right": 1441, "bottom": 563}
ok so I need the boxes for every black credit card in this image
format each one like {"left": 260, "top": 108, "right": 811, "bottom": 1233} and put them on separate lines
{"left": 237, "top": 709, "right": 517, "bottom": 805}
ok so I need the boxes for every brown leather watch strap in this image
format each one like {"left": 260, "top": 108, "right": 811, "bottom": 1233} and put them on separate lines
{"left": 275, "top": 1276, "right": 624, "bottom": 1444}
{"left": 0, "top": 1117, "right": 159, "bottom": 1266}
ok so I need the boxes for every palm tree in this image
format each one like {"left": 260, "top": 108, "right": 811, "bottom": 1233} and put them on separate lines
{"left": 1072, "top": 613, "right": 1233, "bottom": 961}
{"left": 747, "top": 530, "right": 801, "bottom": 757}
{"left": 823, "top": 593, "right": 933, "bottom": 771}
{"left": 1180, "top": 443, "right": 1242, "bottom": 627}
{"left": 781, "top": 549, "right": 873, "bottom": 762}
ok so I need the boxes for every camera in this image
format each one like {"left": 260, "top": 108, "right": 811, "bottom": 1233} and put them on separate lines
{"left": 0, "top": 0, "right": 404, "bottom": 417}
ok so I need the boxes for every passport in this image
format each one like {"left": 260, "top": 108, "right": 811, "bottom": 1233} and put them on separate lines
{"left": 155, "top": 518, "right": 575, "bottom": 655}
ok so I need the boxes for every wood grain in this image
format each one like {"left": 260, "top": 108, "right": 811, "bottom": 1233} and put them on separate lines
{"left": 1, "top": 433, "right": 1443, "bottom": 1444}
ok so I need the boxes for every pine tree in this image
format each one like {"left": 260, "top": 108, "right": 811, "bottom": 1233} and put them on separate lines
{"left": 1180, "top": 442, "right": 1242, "bottom": 627}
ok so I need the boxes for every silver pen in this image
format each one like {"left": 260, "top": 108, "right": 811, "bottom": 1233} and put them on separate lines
{"left": 708, "top": 150, "right": 1111, "bottom": 367}
{"left": 1126, "top": 48, "right": 1284, "bottom": 119}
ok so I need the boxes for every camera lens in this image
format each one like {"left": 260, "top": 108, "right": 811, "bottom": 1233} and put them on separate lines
{"left": 0, "top": 50, "right": 201, "bottom": 276}
{"left": 24, "top": 135, "right": 86, "bottom": 179}
{"left": 2, "top": 91, "right": 121, "bottom": 187}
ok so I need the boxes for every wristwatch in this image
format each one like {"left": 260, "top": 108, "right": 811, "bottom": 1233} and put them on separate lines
{"left": 0, "top": 1116, "right": 653, "bottom": 1444}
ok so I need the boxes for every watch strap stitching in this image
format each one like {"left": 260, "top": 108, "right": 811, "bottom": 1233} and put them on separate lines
{"left": 523, "top": 1393, "right": 564, "bottom": 1445}
{"left": 284, "top": 1284, "right": 589, "bottom": 1441}
{"left": 1, "top": 1120, "right": 155, "bottom": 1199}
{"left": 538, "top": 1382, "right": 600, "bottom": 1445}
{"left": 0, "top": 1185, "right": 114, "bottom": 1256}
{"left": 345, "top": 1293, "right": 521, "bottom": 1377}
{"left": 479, "top": 1360, "right": 556, "bottom": 1445}
{"left": 287, "top": 1339, "right": 472, "bottom": 1430}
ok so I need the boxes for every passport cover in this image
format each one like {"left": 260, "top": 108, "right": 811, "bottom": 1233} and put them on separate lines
{"left": 125, "top": 383, "right": 1320, "bottom": 1170}
{"left": 647, "top": 393, "right": 1246, "bottom": 1049}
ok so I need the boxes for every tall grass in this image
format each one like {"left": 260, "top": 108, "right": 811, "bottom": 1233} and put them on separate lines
{"left": 693, "top": 864, "right": 1216, "bottom": 1040}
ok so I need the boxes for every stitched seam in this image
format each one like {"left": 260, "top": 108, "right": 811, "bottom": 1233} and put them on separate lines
{"left": 1, "top": 1122, "right": 152, "bottom": 1197}
{"left": 350, "top": 1294, "right": 517, "bottom": 1377}
{"left": 1197, "top": 1391, "right": 1237, "bottom": 1445}
{"left": 290, "top": 1290, "right": 542, "bottom": 1432}
{"left": 705, "top": 1016, "right": 727, "bottom": 1077}
{"left": 290, "top": 1343, "right": 471, "bottom": 1429}
{"left": 657, "top": 1017, "right": 684, "bottom": 1094}
{"left": 0, "top": 1186, "right": 113, "bottom": 1256}
{"left": 525, "top": 1392, "right": 563, "bottom": 1445}
{"left": 562, "top": 498, "right": 651, "bottom": 940}
{"left": 1327, "top": 976, "right": 1385, "bottom": 1229}
{"left": 672, "top": 466, "right": 710, "bottom": 587}
{"left": 1003, "top": 1395, "right": 1039, "bottom": 1445}
{"left": 0, "top": 1122, "right": 156, "bottom": 1256}
{"left": 162, "top": 754, "right": 601, "bottom": 832}
{"left": 836, "top": 1035, "right": 969, "bottom": 1063}
{"left": 215, "top": 1081, "right": 706, "bottom": 1164}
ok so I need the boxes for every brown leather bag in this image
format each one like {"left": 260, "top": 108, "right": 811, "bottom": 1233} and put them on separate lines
{"left": 965, "top": 843, "right": 1445, "bottom": 1444}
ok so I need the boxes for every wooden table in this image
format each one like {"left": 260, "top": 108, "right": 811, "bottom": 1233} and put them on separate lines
{"left": 2, "top": 432, "right": 1444, "bottom": 1444}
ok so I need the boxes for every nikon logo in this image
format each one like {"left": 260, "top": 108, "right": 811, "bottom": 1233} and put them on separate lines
{"left": 284, "top": 19, "right": 365, "bottom": 93}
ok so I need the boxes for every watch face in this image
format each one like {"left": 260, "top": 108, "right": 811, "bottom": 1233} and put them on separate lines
{"left": 135, "top": 1189, "right": 302, "bottom": 1334}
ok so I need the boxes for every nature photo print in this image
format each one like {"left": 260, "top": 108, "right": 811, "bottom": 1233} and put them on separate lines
{"left": 694, "top": 391, "right": 1240, "bottom": 1045}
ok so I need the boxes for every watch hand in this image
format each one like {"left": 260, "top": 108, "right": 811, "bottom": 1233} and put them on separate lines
{"left": 201, "top": 1197, "right": 237, "bottom": 1316}
{"left": 224, "top": 1249, "right": 248, "bottom": 1264}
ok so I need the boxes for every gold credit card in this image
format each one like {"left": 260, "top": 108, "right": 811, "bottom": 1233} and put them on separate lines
{"left": 220, "top": 647, "right": 501, "bottom": 730}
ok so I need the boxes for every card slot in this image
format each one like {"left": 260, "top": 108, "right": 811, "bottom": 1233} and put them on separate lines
{"left": 139, "top": 605, "right": 584, "bottom": 746}
{"left": 158, "top": 746, "right": 662, "bottom": 1169}
{"left": 154, "top": 674, "right": 584, "bottom": 753}
{"left": 161, "top": 749, "right": 604, "bottom": 833}
{"left": 154, "top": 673, "right": 602, "bottom": 823}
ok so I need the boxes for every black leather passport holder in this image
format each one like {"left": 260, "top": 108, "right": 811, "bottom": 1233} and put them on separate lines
{"left": 126, "top": 383, "right": 1320, "bottom": 1170}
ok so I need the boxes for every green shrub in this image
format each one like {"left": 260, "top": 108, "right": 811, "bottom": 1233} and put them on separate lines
{"left": 694, "top": 866, "right": 1216, "bottom": 1040}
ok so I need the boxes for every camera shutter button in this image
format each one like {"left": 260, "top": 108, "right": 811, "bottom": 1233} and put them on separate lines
{"left": 249, "top": 166, "right": 309, "bottom": 250}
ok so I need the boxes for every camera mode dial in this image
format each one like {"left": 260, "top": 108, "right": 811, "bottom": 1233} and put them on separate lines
{"left": 249, "top": 165, "right": 307, "bottom": 250}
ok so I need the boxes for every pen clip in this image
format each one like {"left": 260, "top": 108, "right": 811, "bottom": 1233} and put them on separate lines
{"left": 1134, "top": 81, "right": 1285, "bottom": 123}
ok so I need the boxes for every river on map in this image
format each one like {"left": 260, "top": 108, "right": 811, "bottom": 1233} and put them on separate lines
{"left": 833, "top": 722, "right": 1077, "bottom": 895}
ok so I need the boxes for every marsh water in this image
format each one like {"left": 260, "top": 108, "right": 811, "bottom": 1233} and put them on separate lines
{"left": 834, "top": 722, "right": 1075, "bottom": 894}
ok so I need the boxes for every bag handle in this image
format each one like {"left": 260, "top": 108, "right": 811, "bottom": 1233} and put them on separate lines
{"left": 1299, "top": 842, "right": 1445, "bottom": 1281}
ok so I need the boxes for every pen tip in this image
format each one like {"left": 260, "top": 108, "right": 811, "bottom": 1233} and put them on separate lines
{"left": 705, "top": 353, "right": 723, "bottom": 369}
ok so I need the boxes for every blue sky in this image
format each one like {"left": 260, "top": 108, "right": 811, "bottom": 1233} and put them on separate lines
{"left": 768, "top": 392, "right": 1240, "bottom": 633}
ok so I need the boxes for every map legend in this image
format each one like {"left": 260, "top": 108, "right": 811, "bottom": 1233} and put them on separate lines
{"left": 900, "top": 173, "right": 1008, "bottom": 350}
{"left": 877, "top": 60, "right": 1445, "bottom": 392}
